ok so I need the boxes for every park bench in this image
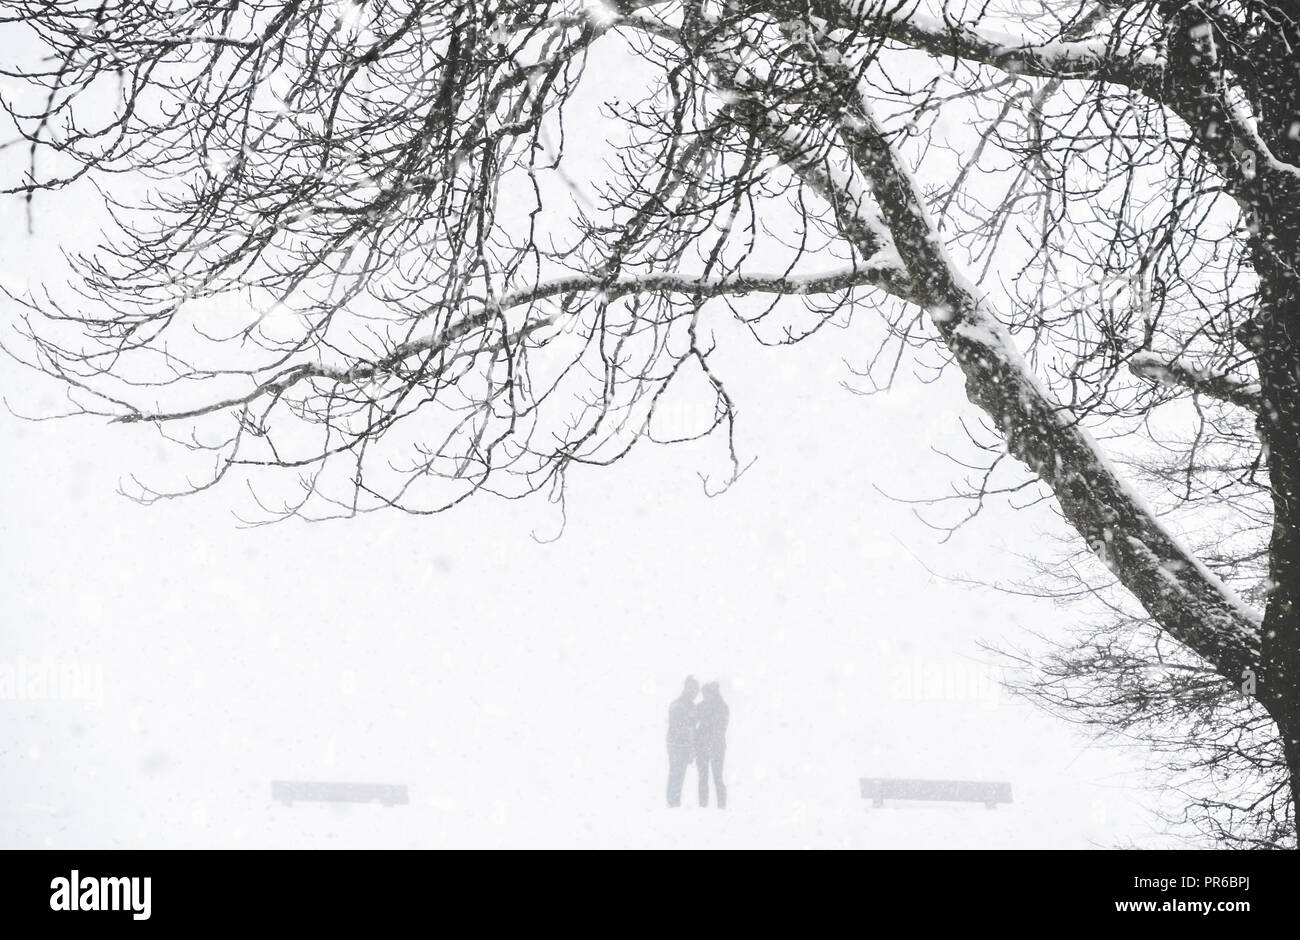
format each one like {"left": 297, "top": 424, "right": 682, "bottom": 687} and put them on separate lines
{"left": 860, "top": 777, "right": 1012, "bottom": 809}
{"left": 271, "top": 780, "right": 410, "bottom": 807}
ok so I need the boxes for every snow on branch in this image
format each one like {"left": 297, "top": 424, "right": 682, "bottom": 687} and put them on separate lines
{"left": 1129, "top": 351, "right": 1264, "bottom": 411}
{"left": 799, "top": 1, "right": 1164, "bottom": 91}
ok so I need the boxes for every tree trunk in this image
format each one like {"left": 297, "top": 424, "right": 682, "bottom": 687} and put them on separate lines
{"left": 1156, "top": 0, "right": 1300, "bottom": 839}
{"left": 1251, "top": 249, "right": 1300, "bottom": 836}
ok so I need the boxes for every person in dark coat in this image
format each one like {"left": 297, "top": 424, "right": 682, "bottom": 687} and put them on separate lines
{"left": 666, "top": 676, "right": 700, "bottom": 807}
{"left": 695, "top": 681, "right": 728, "bottom": 809}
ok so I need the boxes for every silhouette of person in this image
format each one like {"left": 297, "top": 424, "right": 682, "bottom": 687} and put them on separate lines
{"left": 695, "top": 681, "right": 728, "bottom": 809}
{"left": 666, "top": 676, "right": 699, "bottom": 808}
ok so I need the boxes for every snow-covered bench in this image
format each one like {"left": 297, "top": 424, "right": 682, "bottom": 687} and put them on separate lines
{"left": 271, "top": 781, "right": 409, "bottom": 807}
{"left": 860, "top": 777, "right": 1012, "bottom": 809}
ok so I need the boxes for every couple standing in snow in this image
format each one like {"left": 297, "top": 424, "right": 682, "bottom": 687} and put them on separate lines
{"left": 666, "top": 676, "right": 729, "bottom": 809}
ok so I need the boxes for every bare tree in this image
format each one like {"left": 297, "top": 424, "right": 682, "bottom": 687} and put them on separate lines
{"left": 3, "top": 0, "right": 1299, "bottom": 843}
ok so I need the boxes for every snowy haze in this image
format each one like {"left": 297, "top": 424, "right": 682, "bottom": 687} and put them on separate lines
{"left": 0, "top": 16, "right": 1180, "bottom": 849}
{"left": 0, "top": 265, "right": 1167, "bottom": 846}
